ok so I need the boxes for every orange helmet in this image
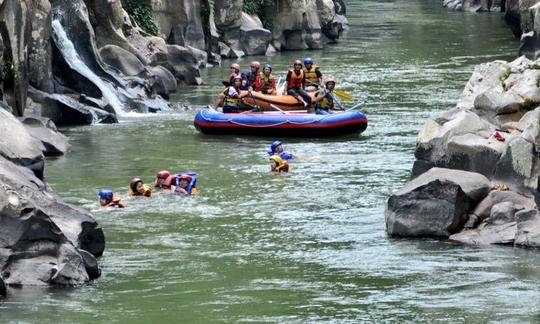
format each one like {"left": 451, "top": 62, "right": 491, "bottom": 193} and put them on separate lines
{"left": 156, "top": 170, "right": 171, "bottom": 179}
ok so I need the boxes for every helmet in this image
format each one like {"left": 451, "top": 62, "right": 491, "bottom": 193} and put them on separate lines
{"left": 304, "top": 57, "right": 314, "bottom": 65}
{"left": 231, "top": 63, "right": 240, "bottom": 70}
{"left": 269, "top": 155, "right": 289, "bottom": 172}
{"left": 179, "top": 174, "right": 193, "bottom": 182}
{"left": 325, "top": 76, "right": 336, "bottom": 86}
{"left": 129, "top": 177, "right": 143, "bottom": 192}
{"left": 233, "top": 75, "right": 243, "bottom": 82}
{"left": 293, "top": 59, "right": 302, "bottom": 67}
{"left": 263, "top": 63, "right": 272, "bottom": 71}
{"left": 156, "top": 170, "right": 171, "bottom": 180}
{"left": 250, "top": 61, "right": 261, "bottom": 68}
{"left": 270, "top": 140, "right": 282, "bottom": 153}
{"left": 98, "top": 189, "right": 113, "bottom": 201}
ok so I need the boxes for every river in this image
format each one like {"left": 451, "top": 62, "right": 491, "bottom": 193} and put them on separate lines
{"left": 4, "top": 0, "right": 539, "bottom": 322}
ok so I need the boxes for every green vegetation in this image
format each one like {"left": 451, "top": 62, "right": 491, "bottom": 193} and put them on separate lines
{"left": 121, "top": 0, "right": 160, "bottom": 36}
{"left": 0, "top": 59, "right": 18, "bottom": 82}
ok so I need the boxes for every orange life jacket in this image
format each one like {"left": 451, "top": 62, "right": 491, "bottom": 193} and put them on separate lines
{"left": 257, "top": 72, "right": 276, "bottom": 92}
{"left": 287, "top": 70, "right": 304, "bottom": 89}
{"left": 105, "top": 197, "right": 126, "bottom": 208}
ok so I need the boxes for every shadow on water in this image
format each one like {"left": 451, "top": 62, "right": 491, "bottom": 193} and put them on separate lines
{"left": 6, "top": 0, "right": 540, "bottom": 323}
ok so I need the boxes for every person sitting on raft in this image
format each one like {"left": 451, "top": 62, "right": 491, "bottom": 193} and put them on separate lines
{"left": 283, "top": 59, "right": 311, "bottom": 108}
{"left": 98, "top": 189, "right": 126, "bottom": 208}
{"left": 268, "top": 140, "right": 295, "bottom": 160}
{"left": 228, "top": 63, "right": 241, "bottom": 85}
{"left": 303, "top": 57, "right": 322, "bottom": 90}
{"left": 269, "top": 155, "right": 290, "bottom": 173}
{"left": 173, "top": 173, "right": 199, "bottom": 196}
{"left": 223, "top": 75, "right": 250, "bottom": 113}
{"left": 314, "top": 77, "right": 342, "bottom": 115}
{"left": 128, "top": 177, "right": 152, "bottom": 197}
{"left": 245, "top": 61, "right": 261, "bottom": 90}
{"left": 255, "top": 64, "right": 277, "bottom": 95}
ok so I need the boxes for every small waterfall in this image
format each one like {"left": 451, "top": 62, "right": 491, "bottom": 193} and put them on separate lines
{"left": 51, "top": 19, "right": 126, "bottom": 116}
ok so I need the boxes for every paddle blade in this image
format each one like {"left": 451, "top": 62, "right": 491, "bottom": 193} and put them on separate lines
{"left": 335, "top": 90, "right": 353, "bottom": 101}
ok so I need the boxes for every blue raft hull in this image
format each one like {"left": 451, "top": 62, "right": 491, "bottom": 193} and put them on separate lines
{"left": 194, "top": 109, "right": 368, "bottom": 137}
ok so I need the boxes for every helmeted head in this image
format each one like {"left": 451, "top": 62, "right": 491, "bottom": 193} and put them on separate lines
{"left": 293, "top": 59, "right": 302, "bottom": 70}
{"left": 324, "top": 76, "right": 336, "bottom": 90}
{"left": 231, "top": 63, "right": 240, "bottom": 73}
{"left": 269, "top": 155, "right": 289, "bottom": 172}
{"left": 270, "top": 140, "right": 283, "bottom": 154}
{"left": 178, "top": 174, "right": 193, "bottom": 188}
{"left": 129, "top": 177, "right": 144, "bottom": 193}
{"left": 98, "top": 189, "right": 114, "bottom": 205}
{"left": 155, "top": 170, "right": 171, "bottom": 188}
{"left": 263, "top": 63, "right": 272, "bottom": 74}
{"left": 304, "top": 57, "right": 314, "bottom": 66}
{"left": 233, "top": 75, "right": 243, "bottom": 86}
{"left": 250, "top": 61, "right": 260, "bottom": 70}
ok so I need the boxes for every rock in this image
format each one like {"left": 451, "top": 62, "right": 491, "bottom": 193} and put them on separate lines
{"left": 148, "top": 65, "right": 177, "bottom": 99}
{"left": 488, "top": 201, "right": 520, "bottom": 225}
{"left": 240, "top": 13, "right": 272, "bottom": 56}
{"left": 166, "top": 45, "right": 202, "bottom": 85}
{"left": 0, "top": 108, "right": 45, "bottom": 180}
{"left": 20, "top": 116, "right": 70, "bottom": 155}
{"left": 473, "top": 89, "right": 523, "bottom": 119}
{"left": 265, "top": 44, "right": 277, "bottom": 56}
{"left": 494, "top": 135, "right": 535, "bottom": 182}
{"left": 0, "top": 157, "right": 104, "bottom": 286}
{"left": 386, "top": 168, "right": 491, "bottom": 238}
{"left": 449, "top": 222, "right": 517, "bottom": 245}
{"left": 457, "top": 61, "right": 509, "bottom": 111}
{"left": 79, "top": 249, "right": 101, "bottom": 280}
{"left": 128, "top": 98, "right": 170, "bottom": 113}
{"left": 99, "top": 45, "right": 146, "bottom": 77}
{"left": 187, "top": 45, "right": 208, "bottom": 68}
{"left": 0, "top": 276, "right": 5, "bottom": 297}
{"left": 515, "top": 209, "right": 540, "bottom": 248}
{"left": 520, "top": 31, "right": 540, "bottom": 60}
{"left": 412, "top": 108, "right": 496, "bottom": 177}
{"left": 515, "top": 108, "right": 538, "bottom": 132}
{"left": 471, "top": 190, "right": 536, "bottom": 225}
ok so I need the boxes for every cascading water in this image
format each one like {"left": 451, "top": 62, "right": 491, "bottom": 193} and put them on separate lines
{"left": 51, "top": 19, "right": 126, "bottom": 117}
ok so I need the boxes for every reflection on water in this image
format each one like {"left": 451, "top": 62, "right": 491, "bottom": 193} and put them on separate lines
{"left": 4, "top": 0, "right": 540, "bottom": 322}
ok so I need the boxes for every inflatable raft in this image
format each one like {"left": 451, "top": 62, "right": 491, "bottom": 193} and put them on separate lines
{"left": 239, "top": 91, "right": 316, "bottom": 111}
{"left": 194, "top": 108, "right": 368, "bottom": 137}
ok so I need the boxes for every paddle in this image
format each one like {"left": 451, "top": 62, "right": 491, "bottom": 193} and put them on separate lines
{"left": 344, "top": 101, "right": 364, "bottom": 112}
{"left": 269, "top": 104, "right": 289, "bottom": 115}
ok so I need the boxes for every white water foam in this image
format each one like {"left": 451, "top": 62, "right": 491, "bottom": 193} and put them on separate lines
{"left": 51, "top": 19, "right": 126, "bottom": 116}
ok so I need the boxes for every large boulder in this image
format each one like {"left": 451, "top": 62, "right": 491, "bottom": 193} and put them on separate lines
{"left": 165, "top": 45, "right": 202, "bottom": 85}
{"left": 386, "top": 168, "right": 491, "bottom": 238}
{"left": 20, "top": 116, "right": 70, "bottom": 155}
{"left": 28, "top": 0, "right": 54, "bottom": 92}
{"left": 0, "top": 108, "right": 45, "bottom": 180}
{"left": 99, "top": 44, "right": 146, "bottom": 77}
{"left": 449, "top": 222, "right": 517, "bottom": 245}
{"left": 240, "top": 13, "right": 272, "bottom": 56}
{"left": 272, "top": 0, "right": 323, "bottom": 50}
{"left": 514, "top": 209, "right": 540, "bottom": 248}
{"left": 0, "top": 276, "right": 5, "bottom": 297}
{"left": 0, "top": 156, "right": 104, "bottom": 286}
{"left": 469, "top": 189, "right": 536, "bottom": 226}
{"left": 148, "top": 65, "right": 177, "bottom": 99}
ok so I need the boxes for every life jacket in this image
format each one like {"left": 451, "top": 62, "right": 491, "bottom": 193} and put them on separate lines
{"left": 269, "top": 155, "right": 290, "bottom": 173}
{"left": 223, "top": 86, "right": 240, "bottom": 108}
{"left": 174, "top": 172, "right": 198, "bottom": 196}
{"left": 246, "top": 71, "right": 258, "bottom": 87}
{"left": 303, "top": 65, "right": 319, "bottom": 85}
{"left": 287, "top": 69, "right": 304, "bottom": 90}
{"left": 105, "top": 197, "right": 126, "bottom": 208}
{"left": 258, "top": 72, "right": 276, "bottom": 92}
{"left": 317, "top": 91, "right": 334, "bottom": 110}
{"left": 129, "top": 184, "right": 152, "bottom": 197}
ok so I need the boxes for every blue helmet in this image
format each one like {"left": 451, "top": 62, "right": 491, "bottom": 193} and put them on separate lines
{"left": 98, "top": 189, "right": 113, "bottom": 201}
{"left": 263, "top": 63, "right": 272, "bottom": 71}
{"left": 270, "top": 141, "right": 282, "bottom": 153}
{"left": 304, "top": 57, "right": 314, "bottom": 65}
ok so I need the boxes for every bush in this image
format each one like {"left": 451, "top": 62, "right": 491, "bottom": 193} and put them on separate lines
{"left": 121, "top": 0, "right": 160, "bottom": 36}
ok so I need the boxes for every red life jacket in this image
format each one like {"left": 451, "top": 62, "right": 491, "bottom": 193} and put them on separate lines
{"left": 287, "top": 70, "right": 304, "bottom": 89}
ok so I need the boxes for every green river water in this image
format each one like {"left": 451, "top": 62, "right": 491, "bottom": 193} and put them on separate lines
{"left": 4, "top": 0, "right": 540, "bottom": 323}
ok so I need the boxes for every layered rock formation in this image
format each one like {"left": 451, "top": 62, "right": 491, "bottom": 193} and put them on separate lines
{"left": 0, "top": 107, "right": 105, "bottom": 296}
{"left": 386, "top": 55, "right": 540, "bottom": 249}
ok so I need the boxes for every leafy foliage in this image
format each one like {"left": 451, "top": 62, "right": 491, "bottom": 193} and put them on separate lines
{"left": 121, "top": 0, "right": 160, "bottom": 36}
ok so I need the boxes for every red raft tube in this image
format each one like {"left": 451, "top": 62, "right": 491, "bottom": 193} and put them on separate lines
{"left": 194, "top": 108, "right": 368, "bottom": 137}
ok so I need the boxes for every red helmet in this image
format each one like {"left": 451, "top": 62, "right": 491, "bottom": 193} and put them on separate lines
{"left": 156, "top": 170, "right": 171, "bottom": 179}
{"left": 250, "top": 61, "right": 260, "bottom": 68}
{"left": 129, "top": 177, "right": 143, "bottom": 192}
{"left": 293, "top": 59, "right": 302, "bottom": 67}
{"left": 231, "top": 63, "right": 240, "bottom": 70}
{"left": 233, "top": 75, "right": 243, "bottom": 82}
{"left": 179, "top": 174, "right": 192, "bottom": 182}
